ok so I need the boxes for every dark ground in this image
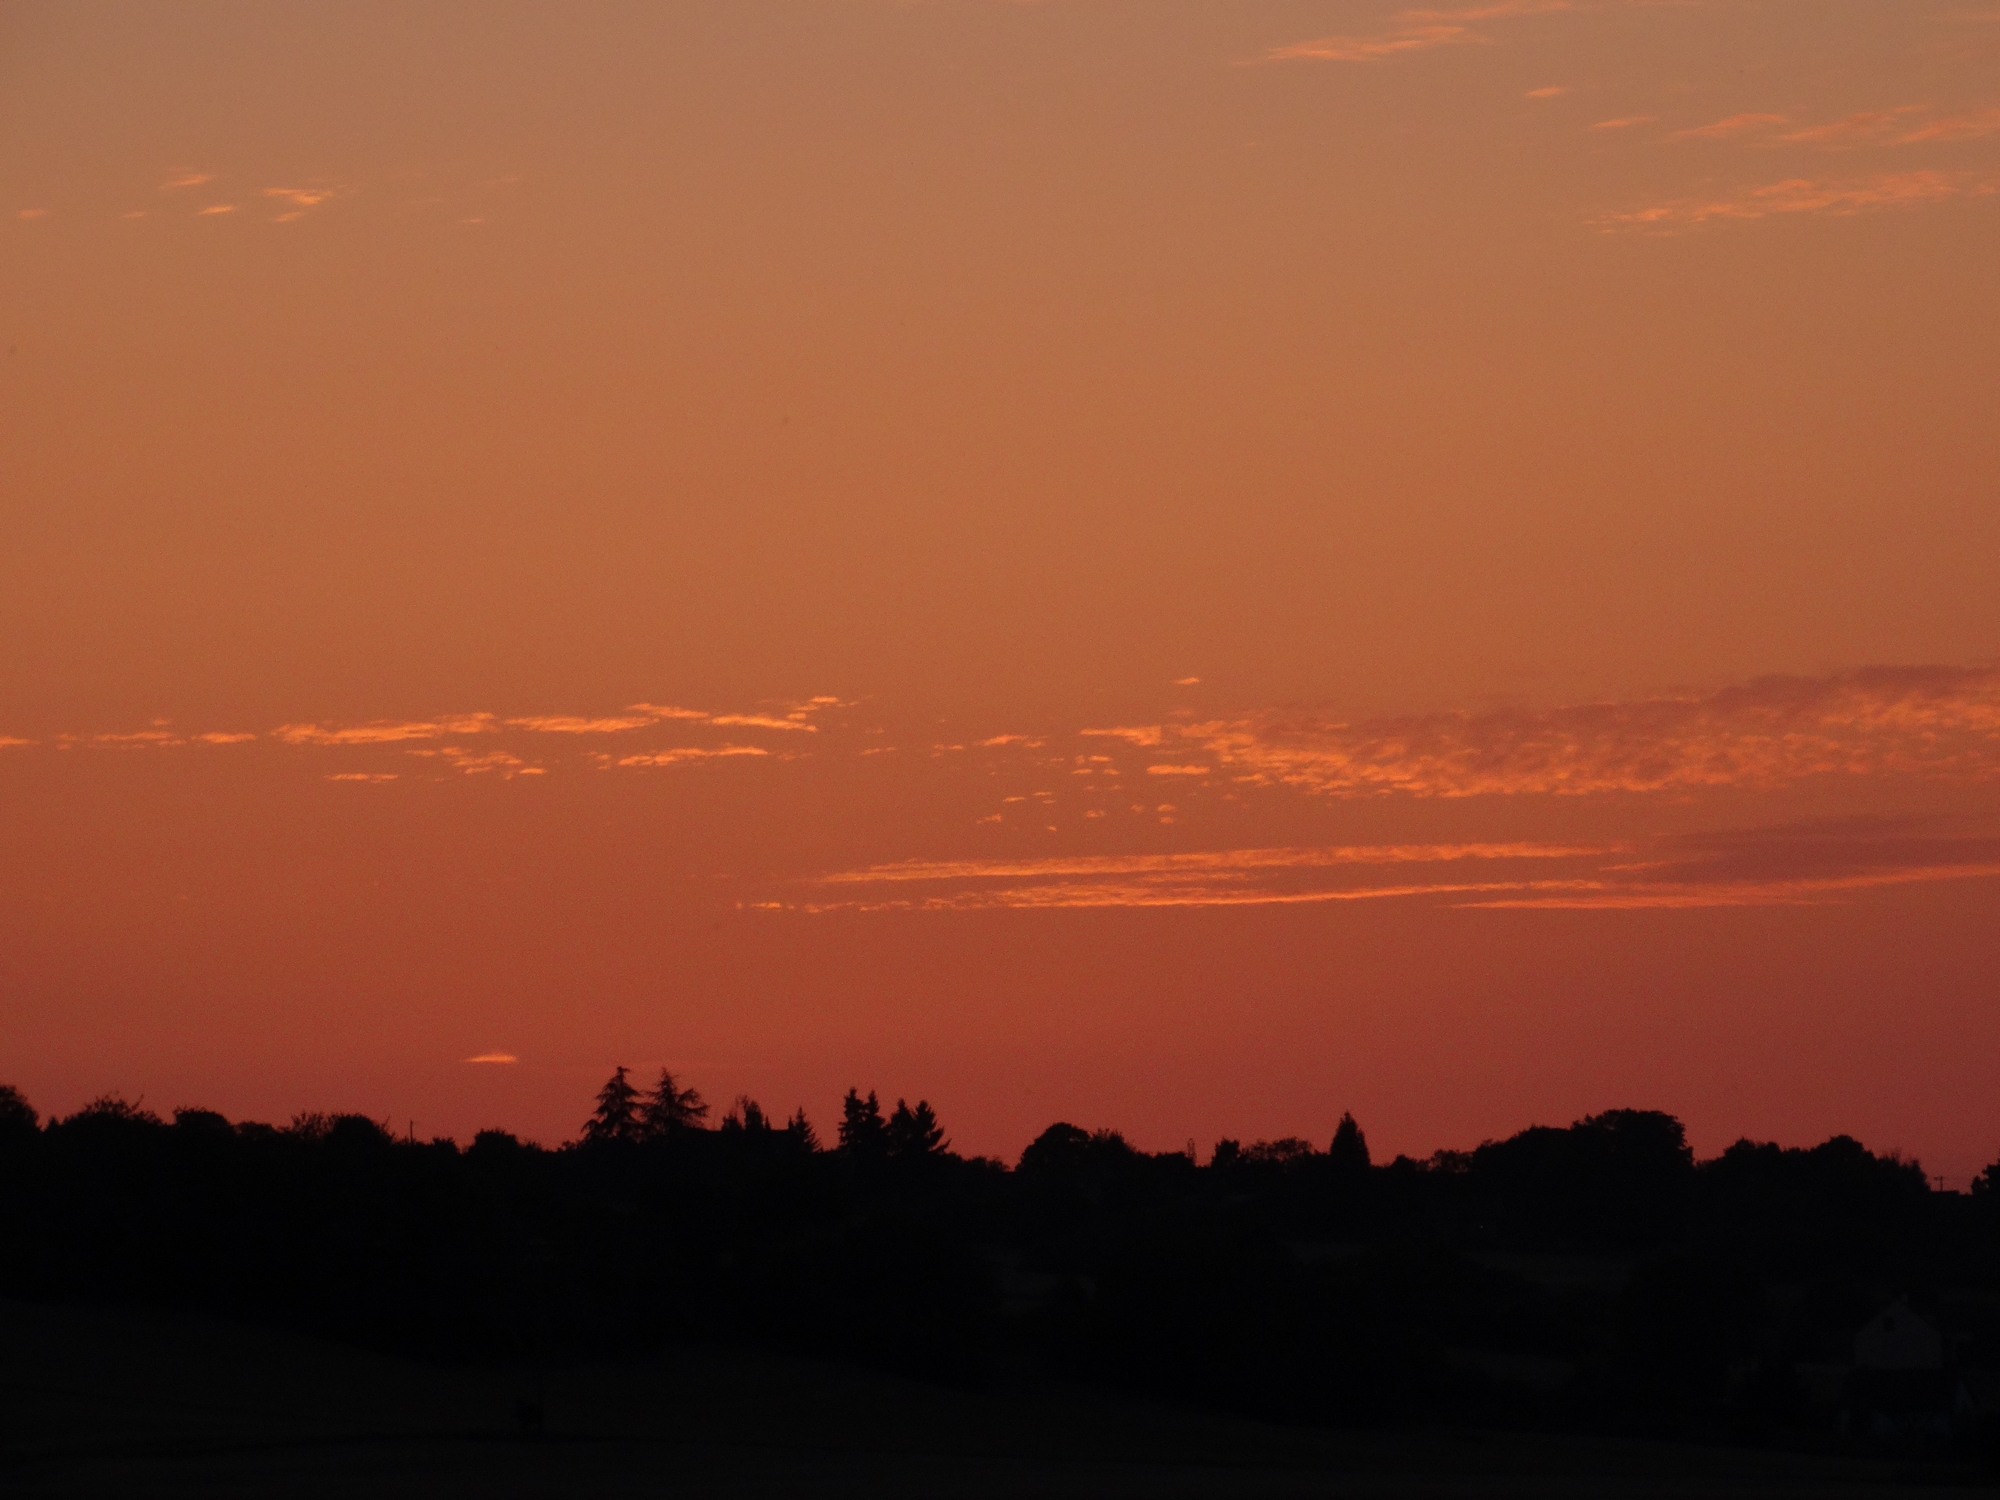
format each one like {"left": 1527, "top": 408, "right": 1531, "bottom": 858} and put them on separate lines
{"left": 3, "top": 1301, "right": 1991, "bottom": 1499}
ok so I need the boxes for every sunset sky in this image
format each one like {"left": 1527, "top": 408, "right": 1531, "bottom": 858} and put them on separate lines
{"left": 4, "top": 0, "right": 1997, "bottom": 1175}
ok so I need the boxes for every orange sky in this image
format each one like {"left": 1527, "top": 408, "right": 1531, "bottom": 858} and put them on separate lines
{"left": 3, "top": 0, "right": 1998, "bottom": 1175}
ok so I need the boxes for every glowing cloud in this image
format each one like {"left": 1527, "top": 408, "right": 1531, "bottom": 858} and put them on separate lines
{"left": 610, "top": 745, "right": 771, "bottom": 768}
{"left": 506, "top": 714, "right": 657, "bottom": 734}
{"left": 464, "top": 1052, "right": 519, "bottom": 1064}
{"left": 1780, "top": 107, "right": 1927, "bottom": 146}
{"left": 1600, "top": 171, "right": 1990, "bottom": 228}
{"left": 818, "top": 842, "right": 1613, "bottom": 886}
{"left": 1095, "top": 667, "right": 2000, "bottom": 800}
{"left": 1270, "top": 25, "right": 1478, "bottom": 63}
{"left": 1669, "top": 113, "right": 1790, "bottom": 141}
{"left": 276, "top": 715, "right": 498, "bottom": 745}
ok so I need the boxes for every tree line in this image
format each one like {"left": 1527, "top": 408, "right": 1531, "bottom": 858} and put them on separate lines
{"left": 3, "top": 1074, "right": 1998, "bottom": 1454}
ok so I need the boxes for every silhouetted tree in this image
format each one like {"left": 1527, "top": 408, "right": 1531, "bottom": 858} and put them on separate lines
{"left": 784, "top": 1107, "right": 820, "bottom": 1152}
{"left": 1245, "top": 1137, "right": 1314, "bottom": 1165}
{"left": 0, "top": 1084, "right": 37, "bottom": 1142}
{"left": 1975, "top": 1156, "right": 2000, "bottom": 1197}
{"left": 584, "top": 1066, "right": 644, "bottom": 1144}
{"left": 720, "top": 1096, "right": 769, "bottom": 1134}
{"left": 886, "top": 1099, "right": 948, "bottom": 1159}
{"left": 839, "top": 1088, "right": 888, "bottom": 1160}
{"left": 639, "top": 1069, "right": 708, "bottom": 1140}
{"left": 1329, "top": 1112, "right": 1371, "bottom": 1172}
{"left": 72, "top": 1094, "right": 162, "bottom": 1126}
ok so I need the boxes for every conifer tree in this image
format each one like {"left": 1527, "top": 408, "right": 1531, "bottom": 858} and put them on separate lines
{"left": 583, "top": 1066, "right": 644, "bottom": 1144}
{"left": 640, "top": 1069, "right": 710, "bottom": 1140}
{"left": 886, "top": 1098, "right": 948, "bottom": 1159}
{"left": 838, "top": 1087, "right": 888, "bottom": 1160}
{"left": 1329, "top": 1111, "right": 1371, "bottom": 1173}
{"left": 784, "top": 1107, "right": 820, "bottom": 1152}
{"left": 720, "top": 1095, "right": 769, "bottom": 1134}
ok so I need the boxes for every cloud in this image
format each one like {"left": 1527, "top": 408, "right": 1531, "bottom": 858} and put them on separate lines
{"left": 818, "top": 842, "right": 1614, "bottom": 887}
{"left": 464, "top": 1052, "right": 518, "bottom": 1064}
{"left": 1173, "top": 677, "right": 1202, "bottom": 687}
{"left": 1669, "top": 113, "right": 1790, "bottom": 141}
{"left": 1081, "top": 726, "right": 1166, "bottom": 748}
{"left": 1894, "top": 106, "right": 2000, "bottom": 144}
{"left": 796, "top": 820, "right": 2000, "bottom": 915}
{"left": 1269, "top": 24, "right": 1481, "bottom": 63}
{"left": 709, "top": 713, "right": 817, "bottom": 732}
{"left": 1779, "top": 107, "right": 1927, "bottom": 146}
{"left": 421, "top": 747, "right": 543, "bottom": 778}
{"left": 263, "top": 186, "right": 341, "bottom": 208}
{"left": 197, "top": 204, "right": 237, "bottom": 216}
{"left": 1526, "top": 86, "right": 1567, "bottom": 99}
{"left": 506, "top": 714, "right": 657, "bottom": 735}
{"left": 161, "top": 172, "right": 214, "bottom": 190}
{"left": 1092, "top": 667, "right": 2000, "bottom": 800}
{"left": 609, "top": 745, "right": 771, "bottom": 768}
{"left": 16, "top": 209, "right": 48, "bottom": 220}
{"left": 327, "top": 772, "right": 397, "bottom": 783}
{"left": 1599, "top": 170, "right": 1992, "bottom": 227}
{"left": 626, "top": 703, "right": 713, "bottom": 721}
{"left": 0, "top": 737, "right": 36, "bottom": 748}
{"left": 276, "top": 715, "right": 498, "bottom": 745}
{"left": 196, "top": 732, "right": 257, "bottom": 745}
{"left": 980, "top": 734, "right": 1047, "bottom": 747}
{"left": 1269, "top": 0, "right": 1568, "bottom": 63}
{"left": 1461, "top": 821, "right": 2000, "bottom": 908}
{"left": 1591, "top": 116, "right": 1655, "bottom": 131}
{"left": 1406, "top": 0, "right": 1570, "bottom": 16}
{"left": 1147, "top": 764, "right": 1210, "bottom": 777}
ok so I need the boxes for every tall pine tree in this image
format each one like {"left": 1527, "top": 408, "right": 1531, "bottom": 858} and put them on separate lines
{"left": 583, "top": 1066, "right": 643, "bottom": 1144}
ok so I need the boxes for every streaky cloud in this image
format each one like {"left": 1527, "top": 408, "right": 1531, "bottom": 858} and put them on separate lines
{"left": 1090, "top": 666, "right": 2000, "bottom": 800}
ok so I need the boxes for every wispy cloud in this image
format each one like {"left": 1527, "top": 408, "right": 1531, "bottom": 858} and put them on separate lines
{"left": 464, "top": 1052, "right": 518, "bottom": 1064}
{"left": 277, "top": 715, "right": 498, "bottom": 745}
{"left": 1591, "top": 116, "right": 1655, "bottom": 131}
{"left": 1270, "top": 24, "right": 1481, "bottom": 62}
{"left": 710, "top": 713, "right": 817, "bottom": 733}
{"left": 415, "top": 747, "right": 544, "bottom": 778}
{"left": 327, "top": 772, "right": 397, "bottom": 783}
{"left": 1269, "top": 0, "right": 1570, "bottom": 64}
{"left": 506, "top": 714, "right": 658, "bottom": 735}
{"left": 1599, "top": 170, "right": 1993, "bottom": 228}
{"left": 1670, "top": 113, "right": 1790, "bottom": 141}
{"left": 160, "top": 172, "right": 214, "bottom": 191}
{"left": 1893, "top": 105, "right": 2000, "bottom": 143}
{"left": 794, "top": 821, "right": 2000, "bottom": 914}
{"left": 608, "top": 746, "right": 771, "bottom": 769}
{"left": 1779, "top": 107, "right": 1928, "bottom": 146}
{"left": 1092, "top": 667, "right": 2000, "bottom": 799}
{"left": 819, "top": 842, "right": 1612, "bottom": 887}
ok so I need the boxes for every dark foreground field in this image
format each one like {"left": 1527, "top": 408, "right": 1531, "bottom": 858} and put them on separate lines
{"left": 2, "top": 1301, "right": 1990, "bottom": 1500}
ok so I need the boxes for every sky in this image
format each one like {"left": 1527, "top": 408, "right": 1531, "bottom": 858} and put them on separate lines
{"left": 3, "top": 0, "right": 1997, "bottom": 1175}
